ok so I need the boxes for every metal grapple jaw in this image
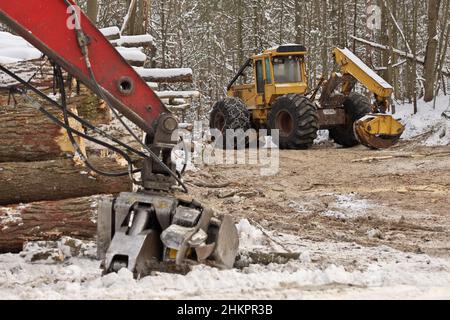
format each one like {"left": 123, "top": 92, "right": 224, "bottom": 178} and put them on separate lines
{"left": 97, "top": 192, "right": 239, "bottom": 277}
{"left": 354, "top": 114, "right": 405, "bottom": 149}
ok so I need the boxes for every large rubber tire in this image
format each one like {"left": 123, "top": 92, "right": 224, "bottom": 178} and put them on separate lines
{"left": 268, "top": 94, "right": 318, "bottom": 150}
{"left": 329, "top": 92, "right": 372, "bottom": 148}
{"left": 209, "top": 97, "right": 251, "bottom": 149}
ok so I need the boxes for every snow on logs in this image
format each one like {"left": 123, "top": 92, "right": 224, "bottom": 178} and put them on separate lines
{"left": 111, "top": 34, "right": 155, "bottom": 49}
{"left": 0, "top": 196, "right": 100, "bottom": 253}
{"left": 157, "top": 91, "right": 200, "bottom": 111}
{"left": 0, "top": 59, "right": 55, "bottom": 92}
{"left": 0, "top": 31, "right": 42, "bottom": 64}
{"left": 135, "top": 67, "right": 193, "bottom": 83}
{"left": 115, "top": 47, "right": 147, "bottom": 67}
{"left": 156, "top": 90, "right": 200, "bottom": 99}
{"left": 99, "top": 26, "right": 121, "bottom": 41}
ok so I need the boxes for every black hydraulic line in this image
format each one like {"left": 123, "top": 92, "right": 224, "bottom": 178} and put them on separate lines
{"left": 227, "top": 58, "right": 252, "bottom": 91}
{"left": 0, "top": 63, "right": 148, "bottom": 159}
{"left": 54, "top": 65, "right": 138, "bottom": 178}
{"left": 0, "top": 64, "right": 142, "bottom": 177}
{"left": 66, "top": 3, "right": 188, "bottom": 193}
{"left": 24, "top": 97, "right": 142, "bottom": 177}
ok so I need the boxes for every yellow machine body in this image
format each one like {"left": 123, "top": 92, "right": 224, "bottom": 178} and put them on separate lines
{"left": 227, "top": 45, "right": 309, "bottom": 127}
{"left": 224, "top": 44, "right": 405, "bottom": 149}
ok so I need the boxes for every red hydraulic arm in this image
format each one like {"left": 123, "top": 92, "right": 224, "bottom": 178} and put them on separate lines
{"left": 0, "top": 0, "right": 169, "bottom": 134}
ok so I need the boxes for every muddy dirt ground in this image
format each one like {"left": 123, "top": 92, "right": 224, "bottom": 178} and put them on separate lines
{"left": 1, "top": 141, "right": 449, "bottom": 299}
{"left": 182, "top": 142, "right": 450, "bottom": 261}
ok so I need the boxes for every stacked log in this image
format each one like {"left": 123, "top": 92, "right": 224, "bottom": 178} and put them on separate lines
{"left": 0, "top": 158, "right": 132, "bottom": 205}
{"left": 0, "top": 87, "right": 131, "bottom": 252}
{"left": 0, "top": 27, "right": 201, "bottom": 253}
{"left": 0, "top": 196, "right": 99, "bottom": 253}
{"left": 0, "top": 103, "right": 85, "bottom": 162}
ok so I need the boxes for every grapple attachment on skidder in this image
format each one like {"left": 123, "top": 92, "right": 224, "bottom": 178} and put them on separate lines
{"left": 354, "top": 114, "right": 405, "bottom": 149}
{"left": 97, "top": 192, "right": 239, "bottom": 277}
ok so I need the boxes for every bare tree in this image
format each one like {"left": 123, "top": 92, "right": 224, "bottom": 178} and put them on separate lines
{"left": 86, "top": 0, "right": 98, "bottom": 24}
{"left": 423, "top": 0, "right": 441, "bottom": 102}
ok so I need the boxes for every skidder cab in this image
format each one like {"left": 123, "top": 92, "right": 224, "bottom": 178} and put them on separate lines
{"left": 210, "top": 44, "right": 405, "bottom": 149}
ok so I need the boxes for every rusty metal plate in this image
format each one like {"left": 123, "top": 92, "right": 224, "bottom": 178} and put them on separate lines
{"left": 317, "top": 108, "right": 346, "bottom": 129}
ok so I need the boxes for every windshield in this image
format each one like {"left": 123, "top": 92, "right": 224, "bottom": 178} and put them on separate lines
{"left": 273, "top": 55, "right": 302, "bottom": 83}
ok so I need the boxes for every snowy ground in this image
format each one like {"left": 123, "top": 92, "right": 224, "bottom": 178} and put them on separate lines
{"left": 1, "top": 218, "right": 449, "bottom": 300}
{"left": 395, "top": 95, "right": 450, "bottom": 146}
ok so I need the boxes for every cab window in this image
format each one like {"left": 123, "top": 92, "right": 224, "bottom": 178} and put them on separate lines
{"left": 273, "top": 55, "right": 302, "bottom": 83}
{"left": 265, "top": 57, "right": 272, "bottom": 84}
{"left": 255, "top": 60, "right": 264, "bottom": 93}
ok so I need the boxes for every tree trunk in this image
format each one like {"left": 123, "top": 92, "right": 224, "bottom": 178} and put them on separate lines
{"left": 321, "top": 0, "right": 328, "bottom": 75}
{"left": 0, "top": 103, "right": 85, "bottom": 162}
{"left": 86, "top": 0, "right": 99, "bottom": 25}
{"left": 423, "top": 0, "right": 441, "bottom": 102}
{"left": 0, "top": 196, "right": 101, "bottom": 253}
{"left": 0, "top": 158, "right": 132, "bottom": 205}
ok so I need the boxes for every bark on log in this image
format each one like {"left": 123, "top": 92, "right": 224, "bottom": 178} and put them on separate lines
{"left": 69, "top": 86, "right": 112, "bottom": 126}
{"left": 0, "top": 196, "right": 101, "bottom": 253}
{"left": 0, "top": 103, "right": 85, "bottom": 162}
{"left": 0, "top": 158, "right": 132, "bottom": 205}
{"left": 0, "top": 58, "right": 54, "bottom": 89}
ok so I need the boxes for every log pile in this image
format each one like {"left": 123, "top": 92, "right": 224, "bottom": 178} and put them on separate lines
{"left": 0, "top": 103, "right": 85, "bottom": 162}
{"left": 0, "top": 90, "right": 132, "bottom": 253}
{"left": 0, "top": 196, "right": 99, "bottom": 253}
{"left": 0, "top": 27, "right": 201, "bottom": 253}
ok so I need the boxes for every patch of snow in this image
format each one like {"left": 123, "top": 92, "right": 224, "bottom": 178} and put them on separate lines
{"left": 236, "top": 219, "right": 267, "bottom": 251}
{"left": 0, "top": 205, "right": 27, "bottom": 229}
{"left": 146, "top": 82, "right": 159, "bottom": 90}
{"left": 156, "top": 90, "right": 200, "bottom": 99}
{"left": 321, "top": 193, "right": 373, "bottom": 220}
{"left": 171, "top": 149, "right": 197, "bottom": 173}
{"left": 134, "top": 67, "right": 192, "bottom": 79}
{"left": 314, "top": 130, "right": 330, "bottom": 145}
{"left": 1, "top": 232, "right": 450, "bottom": 299}
{"left": 99, "top": 26, "right": 120, "bottom": 37}
{"left": 396, "top": 95, "right": 450, "bottom": 146}
{"left": 0, "top": 56, "right": 22, "bottom": 64}
{"left": 113, "top": 35, "right": 154, "bottom": 47}
{"left": 0, "top": 31, "right": 42, "bottom": 64}
{"left": 115, "top": 47, "right": 147, "bottom": 62}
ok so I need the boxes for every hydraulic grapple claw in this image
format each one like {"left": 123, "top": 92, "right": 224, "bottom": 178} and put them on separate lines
{"left": 97, "top": 192, "right": 239, "bottom": 277}
{"left": 354, "top": 114, "right": 405, "bottom": 149}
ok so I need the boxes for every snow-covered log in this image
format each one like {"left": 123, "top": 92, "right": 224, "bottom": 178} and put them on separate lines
{"left": 160, "top": 98, "right": 186, "bottom": 106}
{"left": 0, "top": 103, "right": 85, "bottom": 163}
{"left": 0, "top": 58, "right": 54, "bottom": 89}
{"left": 0, "top": 31, "right": 42, "bottom": 64}
{"left": 166, "top": 104, "right": 190, "bottom": 111}
{"left": 0, "top": 196, "right": 100, "bottom": 253}
{"left": 0, "top": 158, "right": 132, "bottom": 205}
{"left": 146, "top": 82, "right": 159, "bottom": 90}
{"left": 156, "top": 90, "right": 200, "bottom": 99}
{"left": 116, "top": 47, "right": 147, "bottom": 67}
{"left": 112, "top": 34, "right": 154, "bottom": 48}
{"left": 134, "top": 67, "right": 193, "bottom": 83}
{"left": 99, "top": 26, "right": 121, "bottom": 41}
